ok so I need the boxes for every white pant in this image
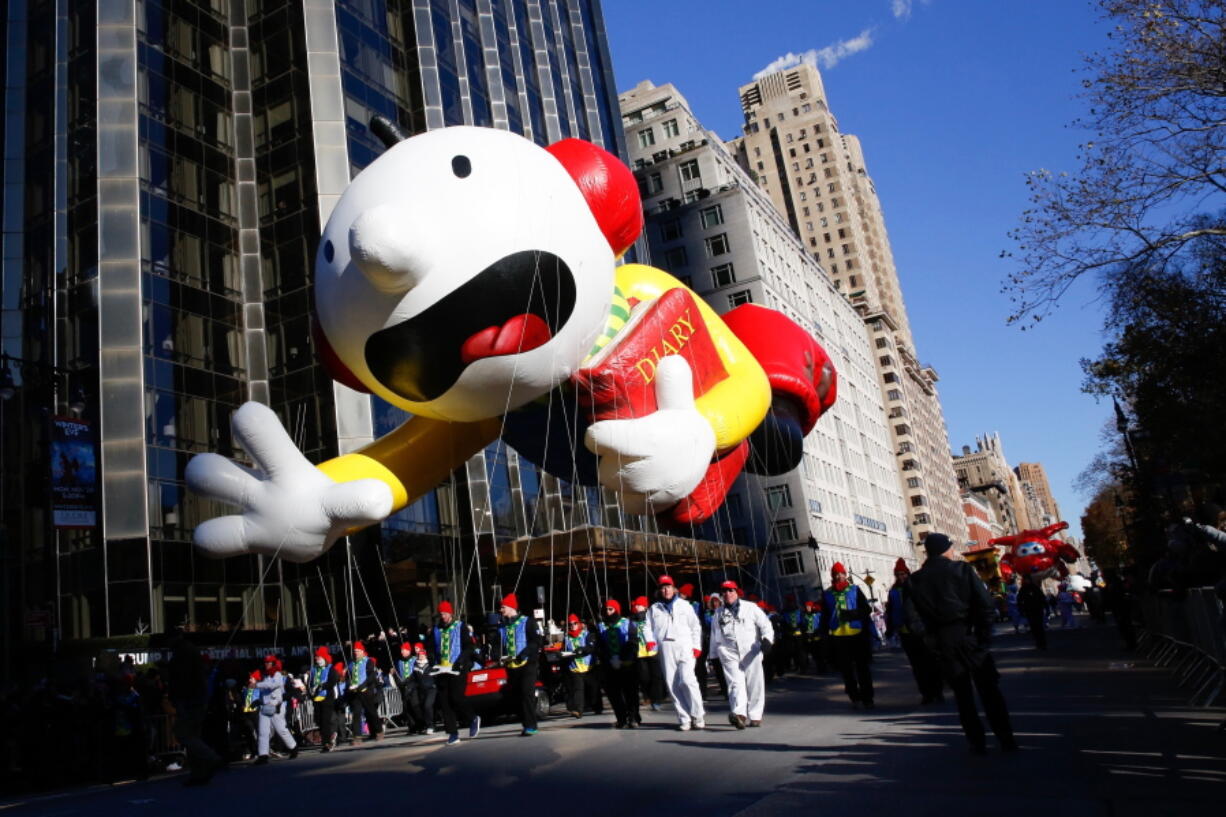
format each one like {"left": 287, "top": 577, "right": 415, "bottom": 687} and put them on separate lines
{"left": 659, "top": 642, "right": 705, "bottom": 725}
{"left": 718, "top": 646, "right": 765, "bottom": 721}
{"left": 257, "top": 708, "right": 296, "bottom": 756}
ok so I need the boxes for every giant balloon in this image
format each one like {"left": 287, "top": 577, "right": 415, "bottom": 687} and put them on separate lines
{"left": 185, "top": 126, "right": 838, "bottom": 563}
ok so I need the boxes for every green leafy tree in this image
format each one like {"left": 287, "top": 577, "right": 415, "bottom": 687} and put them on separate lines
{"left": 1006, "top": 0, "right": 1226, "bottom": 324}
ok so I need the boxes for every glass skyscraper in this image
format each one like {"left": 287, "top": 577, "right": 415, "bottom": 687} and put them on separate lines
{"left": 0, "top": 0, "right": 649, "bottom": 656}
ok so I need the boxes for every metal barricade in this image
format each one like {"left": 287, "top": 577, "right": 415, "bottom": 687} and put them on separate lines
{"left": 1140, "top": 588, "right": 1225, "bottom": 707}
{"left": 145, "top": 714, "right": 183, "bottom": 763}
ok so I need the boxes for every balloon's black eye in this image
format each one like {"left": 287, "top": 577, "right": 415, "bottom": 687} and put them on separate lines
{"left": 323, "top": 240, "right": 334, "bottom": 263}
{"left": 451, "top": 155, "right": 472, "bottom": 178}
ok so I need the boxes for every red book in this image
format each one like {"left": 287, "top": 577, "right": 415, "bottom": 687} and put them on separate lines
{"left": 571, "top": 287, "right": 728, "bottom": 422}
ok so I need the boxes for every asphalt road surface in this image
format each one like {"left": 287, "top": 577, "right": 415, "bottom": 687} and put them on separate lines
{"left": 4, "top": 622, "right": 1223, "bottom": 817}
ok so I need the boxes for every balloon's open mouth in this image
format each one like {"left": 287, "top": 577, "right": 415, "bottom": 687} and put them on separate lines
{"left": 364, "top": 250, "right": 576, "bottom": 403}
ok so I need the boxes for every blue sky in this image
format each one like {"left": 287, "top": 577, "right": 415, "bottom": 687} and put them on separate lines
{"left": 602, "top": 0, "right": 1116, "bottom": 540}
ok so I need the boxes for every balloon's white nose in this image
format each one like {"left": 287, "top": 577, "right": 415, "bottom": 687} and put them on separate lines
{"left": 348, "top": 204, "right": 428, "bottom": 294}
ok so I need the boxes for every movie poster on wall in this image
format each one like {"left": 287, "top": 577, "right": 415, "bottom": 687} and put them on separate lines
{"left": 51, "top": 416, "right": 98, "bottom": 528}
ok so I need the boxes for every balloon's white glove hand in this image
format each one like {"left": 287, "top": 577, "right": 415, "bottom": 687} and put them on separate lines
{"left": 185, "top": 402, "right": 393, "bottom": 562}
{"left": 584, "top": 356, "right": 715, "bottom": 515}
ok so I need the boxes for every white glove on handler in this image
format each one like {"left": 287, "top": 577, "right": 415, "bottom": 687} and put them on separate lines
{"left": 185, "top": 402, "right": 393, "bottom": 563}
{"left": 584, "top": 356, "right": 716, "bottom": 515}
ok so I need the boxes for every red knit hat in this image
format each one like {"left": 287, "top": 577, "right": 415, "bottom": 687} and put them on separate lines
{"left": 314, "top": 646, "right": 331, "bottom": 661}
{"left": 353, "top": 640, "right": 367, "bottom": 654}
{"left": 333, "top": 662, "right": 346, "bottom": 674}
{"left": 720, "top": 580, "right": 739, "bottom": 592}
{"left": 680, "top": 583, "right": 695, "bottom": 597}
{"left": 438, "top": 600, "right": 454, "bottom": 615}
{"left": 263, "top": 654, "right": 282, "bottom": 672}
{"left": 894, "top": 558, "right": 910, "bottom": 574}
{"left": 804, "top": 600, "right": 818, "bottom": 612}
{"left": 413, "top": 642, "right": 426, "bottom": 655}
{"left": 567, "top": 613, "right": 581, "bottom": 624}
{"left": 500, "top": 593, "right": 519, "bottom": 611}
{"left": 658, "top": 575, "right": 674, "bottom": 586}
{"left": 604, "top": 599, "right": 621, "bottom": 614}
{"left": 831, "top": 562, "right": 847, "bottom": 576}
{"left": 632, "top": 596, "right": 649, "bottom": 610}
{"left": 400, "top": 642, "right": 413, "bottom": 654}
{"left": 757, "top": 600, "right": 770, "bottom": 611}
{"left": 248, "top": 669, "right": 262, "bottom": 682}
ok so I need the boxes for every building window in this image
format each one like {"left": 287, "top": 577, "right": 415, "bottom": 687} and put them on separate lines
{"left": 777, "top": 551, "right": 804, "bottom": 576}
{"left": 879, "top": 355, "right": 894, "bottom": 366}
{"left": 679, "top": 159, "right": 701, "bottom": 182}
{"left": 914, "top": 513, "right": 931, "bottom": 525}
{"left": 835, "top": 212, "right": 844, "bottom": 223}
{"left": 772, "top": 518, "right": 798, "bottom": 543}
{"left": 727, "top": 289, "right": 753, "bottom": 308}
{"left": 647, "top": 172, "right": 663, "bottom": 194}
{"left": 907, "top": 477, "right": 921, "bottom": 489}
{"left": 887, "top": 388, "right": 902, "bottom": 400}
{"left": 711, "top": 263, "right": 736, "bottom": 287}
{"left": 827, "top": 182, "right": 837, "bottom": 193}
{"left": 660, "top": 219, "right": 682, "bottom": 241}
{"left": 875, "top": 338, "right": 889, "bottom": 349}
{"left": 898, "top": 441, "right": 913, "bottom": 453}
{"left": 910, "top": 495, "right": 927, "bottom": 508}
{"left": 824, "top": 167, "right": 834, "bottom": 178}
{"left": 765, "top": 484, "right": 792, "bottom": 510}
{"left": 663, "top": 247, "right": 688, "bottom": 268}
{"left": 700, "top": 204, "right": 724, "bottom": 229}
{"left": 705, "top": 233, "right": 730, "bottom": 256}
{"left": 662, "top": 118, "right": 679, "bottom": 138}
{"left": 638, "top": 128, "right": 655, "bottom": 148}
{"left": 895, "top": 424, "right": 912, "bottom": 437}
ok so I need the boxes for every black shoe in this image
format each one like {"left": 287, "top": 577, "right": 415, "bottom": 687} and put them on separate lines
{"left": 288, "top": 747, "right": 299, "bottom": 759}
{"left": 734, "top": 715, "right": 747, "bottom": 730}
{"left": 627, "top": 720, "right": 638, "bottom": 729}
{"left": 614, "top": 721, "right": 627, "bottom": 729}
{"left": 253, "top": 755, "right": 269, "bottom": 766}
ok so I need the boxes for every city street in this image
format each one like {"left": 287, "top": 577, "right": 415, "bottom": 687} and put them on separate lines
{"left": 4, "top": 623, "right": 1222, "bottom": 817}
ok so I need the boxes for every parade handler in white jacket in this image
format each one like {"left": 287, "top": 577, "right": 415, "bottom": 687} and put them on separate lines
{"left": 255, "top": 654, "right": 298, "bottom": 764}
{"left": 709, "top": 580, "right": 775, "bottom": 729}
{"left": 649, "top": 575, "right": 706, "bottom": 730}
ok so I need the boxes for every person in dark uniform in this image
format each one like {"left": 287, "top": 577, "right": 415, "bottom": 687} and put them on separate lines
{"left": 168, "top": 634, "right": 223, "bottom": 785}
{"left": 497, "top": 594, "right": 543, "bottom": 736}
{"left": 346, "top": 642, "right": 383, "bottom": 743}
{"left": 906, "top": 532, "right": 1018, "bottom": 755}
{"left": 802, "top": 600, "right": 830, "bottom": 674}
{"left": 308, "top": 647, "right": 341, "bottom": 751}
{"left": 431, "top": 600, "right": 479, "bottom": 746}
{"left": 821, "top": 562, "right": 875, "bottom": 708}
{"left": 598, "top": 599, "right": 641, "bottom": 728}
{"left": 1017, "top": 578, "right": 1048, "bottom": 650}
{"left": 886, "top": 558, "right": 943, "bottom": 704}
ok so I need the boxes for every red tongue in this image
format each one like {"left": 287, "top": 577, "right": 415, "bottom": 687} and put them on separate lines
{"left": 460, "top": 313, "right": 553, "bottom": 364}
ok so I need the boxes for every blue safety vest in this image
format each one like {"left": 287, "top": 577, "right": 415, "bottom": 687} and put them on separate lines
{"left": 310, "top": 664, "right": 330, "bottom": 701}
{"left": 349, "top": 658, "right": 370, "bottom": 687}
{"left": 599, "top": 617, "right": 634, "bottom": 659}
{"left": 500, "top": 615, "right": 533, "bottom": 668}
{"left": 564, "top": 629, "right": 594, "bottom": 673}
{"left": 785, "top": 610, "right": 803, "bottom": 635}
{"left": 433, "top": 621, "right": 465, "bottom": 667}
{"left": 824, "top": 587, "right": 863, "bottom": 636}
{"left": 887, "top": 587, "right": 910, "bottom": 634}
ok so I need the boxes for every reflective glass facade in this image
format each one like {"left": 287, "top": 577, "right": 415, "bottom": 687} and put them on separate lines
{"left": 2, "top": 0, "right": 643, "bottom": 655}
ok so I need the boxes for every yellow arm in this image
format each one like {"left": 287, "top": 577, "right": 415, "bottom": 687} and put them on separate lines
{"left": 614, "top": 263, "right": 770, "bottom": 450}
{"left": 317, "top": 415, "right": 502, "bottom": 513}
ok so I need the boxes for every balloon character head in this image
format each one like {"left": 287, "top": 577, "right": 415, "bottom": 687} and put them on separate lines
{"left": 991, "top": 522, "right": 1079, "bottom": 584}
{"left": 313, "top": 126, "right": 642, "bottom": 423}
